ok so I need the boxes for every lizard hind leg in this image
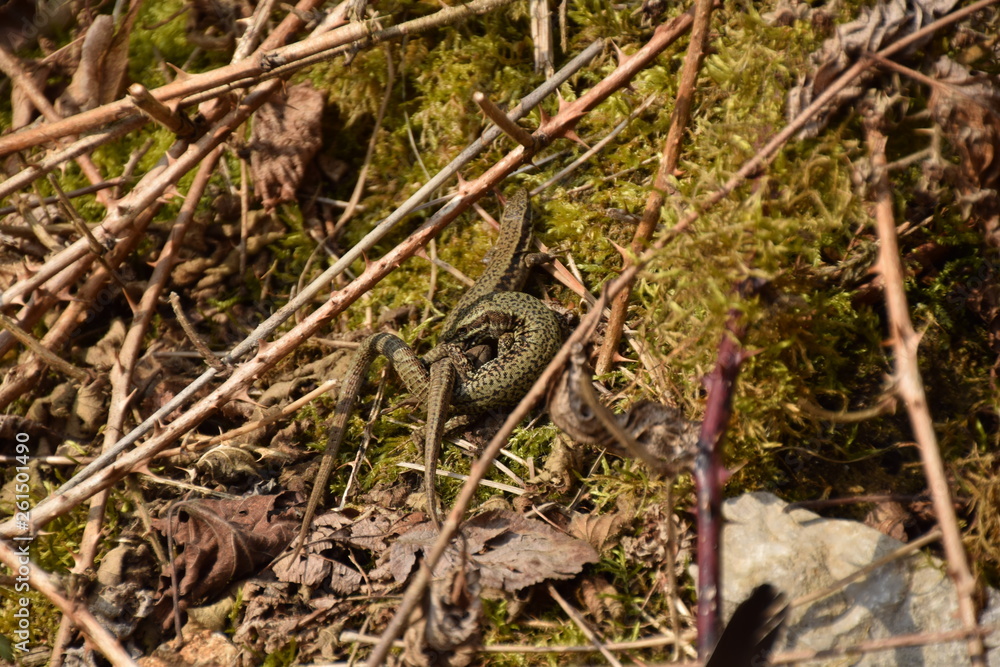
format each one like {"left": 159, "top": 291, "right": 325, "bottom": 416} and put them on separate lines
{"left": 290, "top": 332, "right": 430, "bottom": 561}
{"left": 424, "top": 358, "right": 457, "bottom": 528}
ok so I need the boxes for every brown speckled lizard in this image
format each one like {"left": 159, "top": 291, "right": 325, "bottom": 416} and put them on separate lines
{"left": 290, "top": 188, "right": 559, "bottom": 558}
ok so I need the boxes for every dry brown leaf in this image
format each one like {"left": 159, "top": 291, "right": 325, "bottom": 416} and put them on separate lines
{"left": 568, "top": 511, "right": 628, "bottom": 554}
{"left": 274, "top": 508, "right": 407, "bottom": 591}
{"left": 548, "top": 344, "right": 698, "bottom": 475}
{"left": 577, "top": 576, "right": 624, "bottom": 624}
{"left": 151, "top": 493, "right": 298, "bottom": 625}
{"left": 250, "top": 83, "right": 325, "bottom": 209}
{"left": 68, "top": 378, "right": 107, "bottom": 438}
{"left": 928, "top": 57, "right": 1000, "bottom": 196}
{"left": 99, "top": 0, "right": 144, "bottom": 105}
{"left": 403, "top": 565, "right": 482, "bottom": 667}
{"left": 389, "top": 510, "right": 598, "bottom": 593}
{"left": 83, "top": 318, "right": 125, "bottom": 369}
{"left": 140, "top": 628, "right": 239, "bottom": 667}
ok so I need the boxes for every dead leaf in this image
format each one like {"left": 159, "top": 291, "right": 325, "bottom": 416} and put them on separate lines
{"left": 548, "top": 344, "right": 698, "bottom": 475}
{"left": 275, "top": 508, "right": 409, "bottom": 591}
{"left": 273, "top": 512, "right": 360, "bottom": 590}
{"left": 863, "top": 498, "right": 909, "bottom": 542}
{"left": 403, "top": 564, "right": 482, "bottom": 667}
{"left": 622, "top": 502, "right": 693, "bottom": 580}
{"left": 250, "top": 83, "right": 325, "bottom": 209}
{"left": 389, "top": 510, "right": 598, "bottom": 593}
{"left": 69, "top": 379, "right": 107, "bottom": 438}
{"left": 151, "top": 493, "right": 298, "bottom": 625}
{"left": 57, "top": 15, "right": 114, "bottom": 115}
{"left": 139, "top": 628, "right": 239, "bottom": 667}
{"left": 99, "top": 0, "right": 144, "bottom": 105}
{"left": 89, "top": 542, "right": 159, "bottom": 641}
{"left": 578, "top": 577, "right": 624, "bottom": 624}
{"left": 568, "top": 511, "right": 628, "bottom": 554}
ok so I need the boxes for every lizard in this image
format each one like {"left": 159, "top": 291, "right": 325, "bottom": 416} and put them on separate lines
{"left": 289, "top": 188, "right": 558, "bottom": 558}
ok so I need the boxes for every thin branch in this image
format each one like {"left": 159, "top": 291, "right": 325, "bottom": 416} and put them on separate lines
{"left": 47, "top": 173, "right": 129, "bottom": 293}
{"left": 127, "top": 83, "right": 195, "bottom": 137}
{"left": 48, "top": 146, "right": 226, "bottom": 662}
{"left": 533, "top": 93, "right": 657, "bottom": 192}
{"left": 0, "top": 0, "right": 512, "bottom": 157}
{"left": 179, "top": 380, "right": 338, "bottom": 452}
{"left": 0, "top": 116, "right": 146, "bottom": 202}
{"left": 771, "top": 626, "right": 995, "bottom": 665}
{"left": 474, "top": 91, "right": 536, "bottom": 149}
{"left": 547, "top": 583, "right": 625, "bottom": 667}
{"left": 790, "top": 528, "right": 943, "bottom": 609}
{"left": 0, "top": 83, "right": 278, "bottom": 310}
{"left": 866, "top": 120, "right": 986, "bottom": 665}
{"left": 169, "top": 292, "right": 228, "bottom": 374}
{"left": 334, "top": 46, "right": 396, "bottom": 233}
{"left": 0, "top": 44, "right": 113, "bottom": 208}
{"left": 0, "top": 179, "right": 121, "bottom": 217}
{"left": 0, "top": 312, "right": 89, "bottom": 382}
{"left": 595, "top": 0, "right": 715, "bottom": 376}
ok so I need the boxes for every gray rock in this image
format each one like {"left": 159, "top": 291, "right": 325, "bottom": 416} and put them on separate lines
{"left": 716, "top": 492, "right": 998, "bottom": 666}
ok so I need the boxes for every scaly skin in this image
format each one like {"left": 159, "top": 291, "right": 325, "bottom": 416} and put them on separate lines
{"left": 291, "top": 190, "right": 560, "bottom": 555}
{"left": 439, "top": 188, "right": 543, "bottom": 340}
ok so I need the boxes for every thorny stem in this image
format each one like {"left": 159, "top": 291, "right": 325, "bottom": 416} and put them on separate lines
{"left": 0, "top": 79, "right": 273, "bottom": 307}
{"left": 595, "top": 0, "right": 715, "bottom": 376}
{"left": 694, "top": 295, "right": 753, "bottom": 655}
{"left": 0, "top": 80, "right": 275, "bottom": 396}
{"left": 866, "top": 124, "right": 985, "bottom": 664}
{"left": 0, "top": 201, "right": 159, "bottom": 409}
{"left": 0, "top": 0, "right": 322, "bottom": 200}
{"left": 0, "top": 179, "right": 121, "bottom": 217}
{"left": 0, "top": 44, "right": 114, "bottom": 209}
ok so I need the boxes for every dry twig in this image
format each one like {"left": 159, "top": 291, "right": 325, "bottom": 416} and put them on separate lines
{"left": 595, "top": 0, "right": 715, "bottom": 376}
{"left": 866, "top": 119, "right": 985, "bottom": 664}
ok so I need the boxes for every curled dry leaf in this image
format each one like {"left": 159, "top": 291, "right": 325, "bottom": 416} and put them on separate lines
{"left": 387, "top": 510, "right": 599, "bottom": 593}
{"left": 88, "top": 542, "right": 159, "bottom": 641}
{"left": 403, "top": 565, "right": 482, "bottom": 667}
{"left": 568, "top": 510, "right": 629, "bottom": 554}
{"left": 788, "top": 0, "right": 960, "bottom": 138}
{"left": 250, "top": 83, "right": 325, "bottom": 209}
{"left": 151, "top": 493, "right": 298, "bottom": 625}
{"left": 83, "top": 318, "right": 126, "bottom": 370}
{"left": 547, "top": 343, "right": 698, "bottom": 476}
{"left": 273, "top": 511, "right": 360, "bottom": 590}
{"left": 578, "top": 576, "right": 624, "bottom": 624}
